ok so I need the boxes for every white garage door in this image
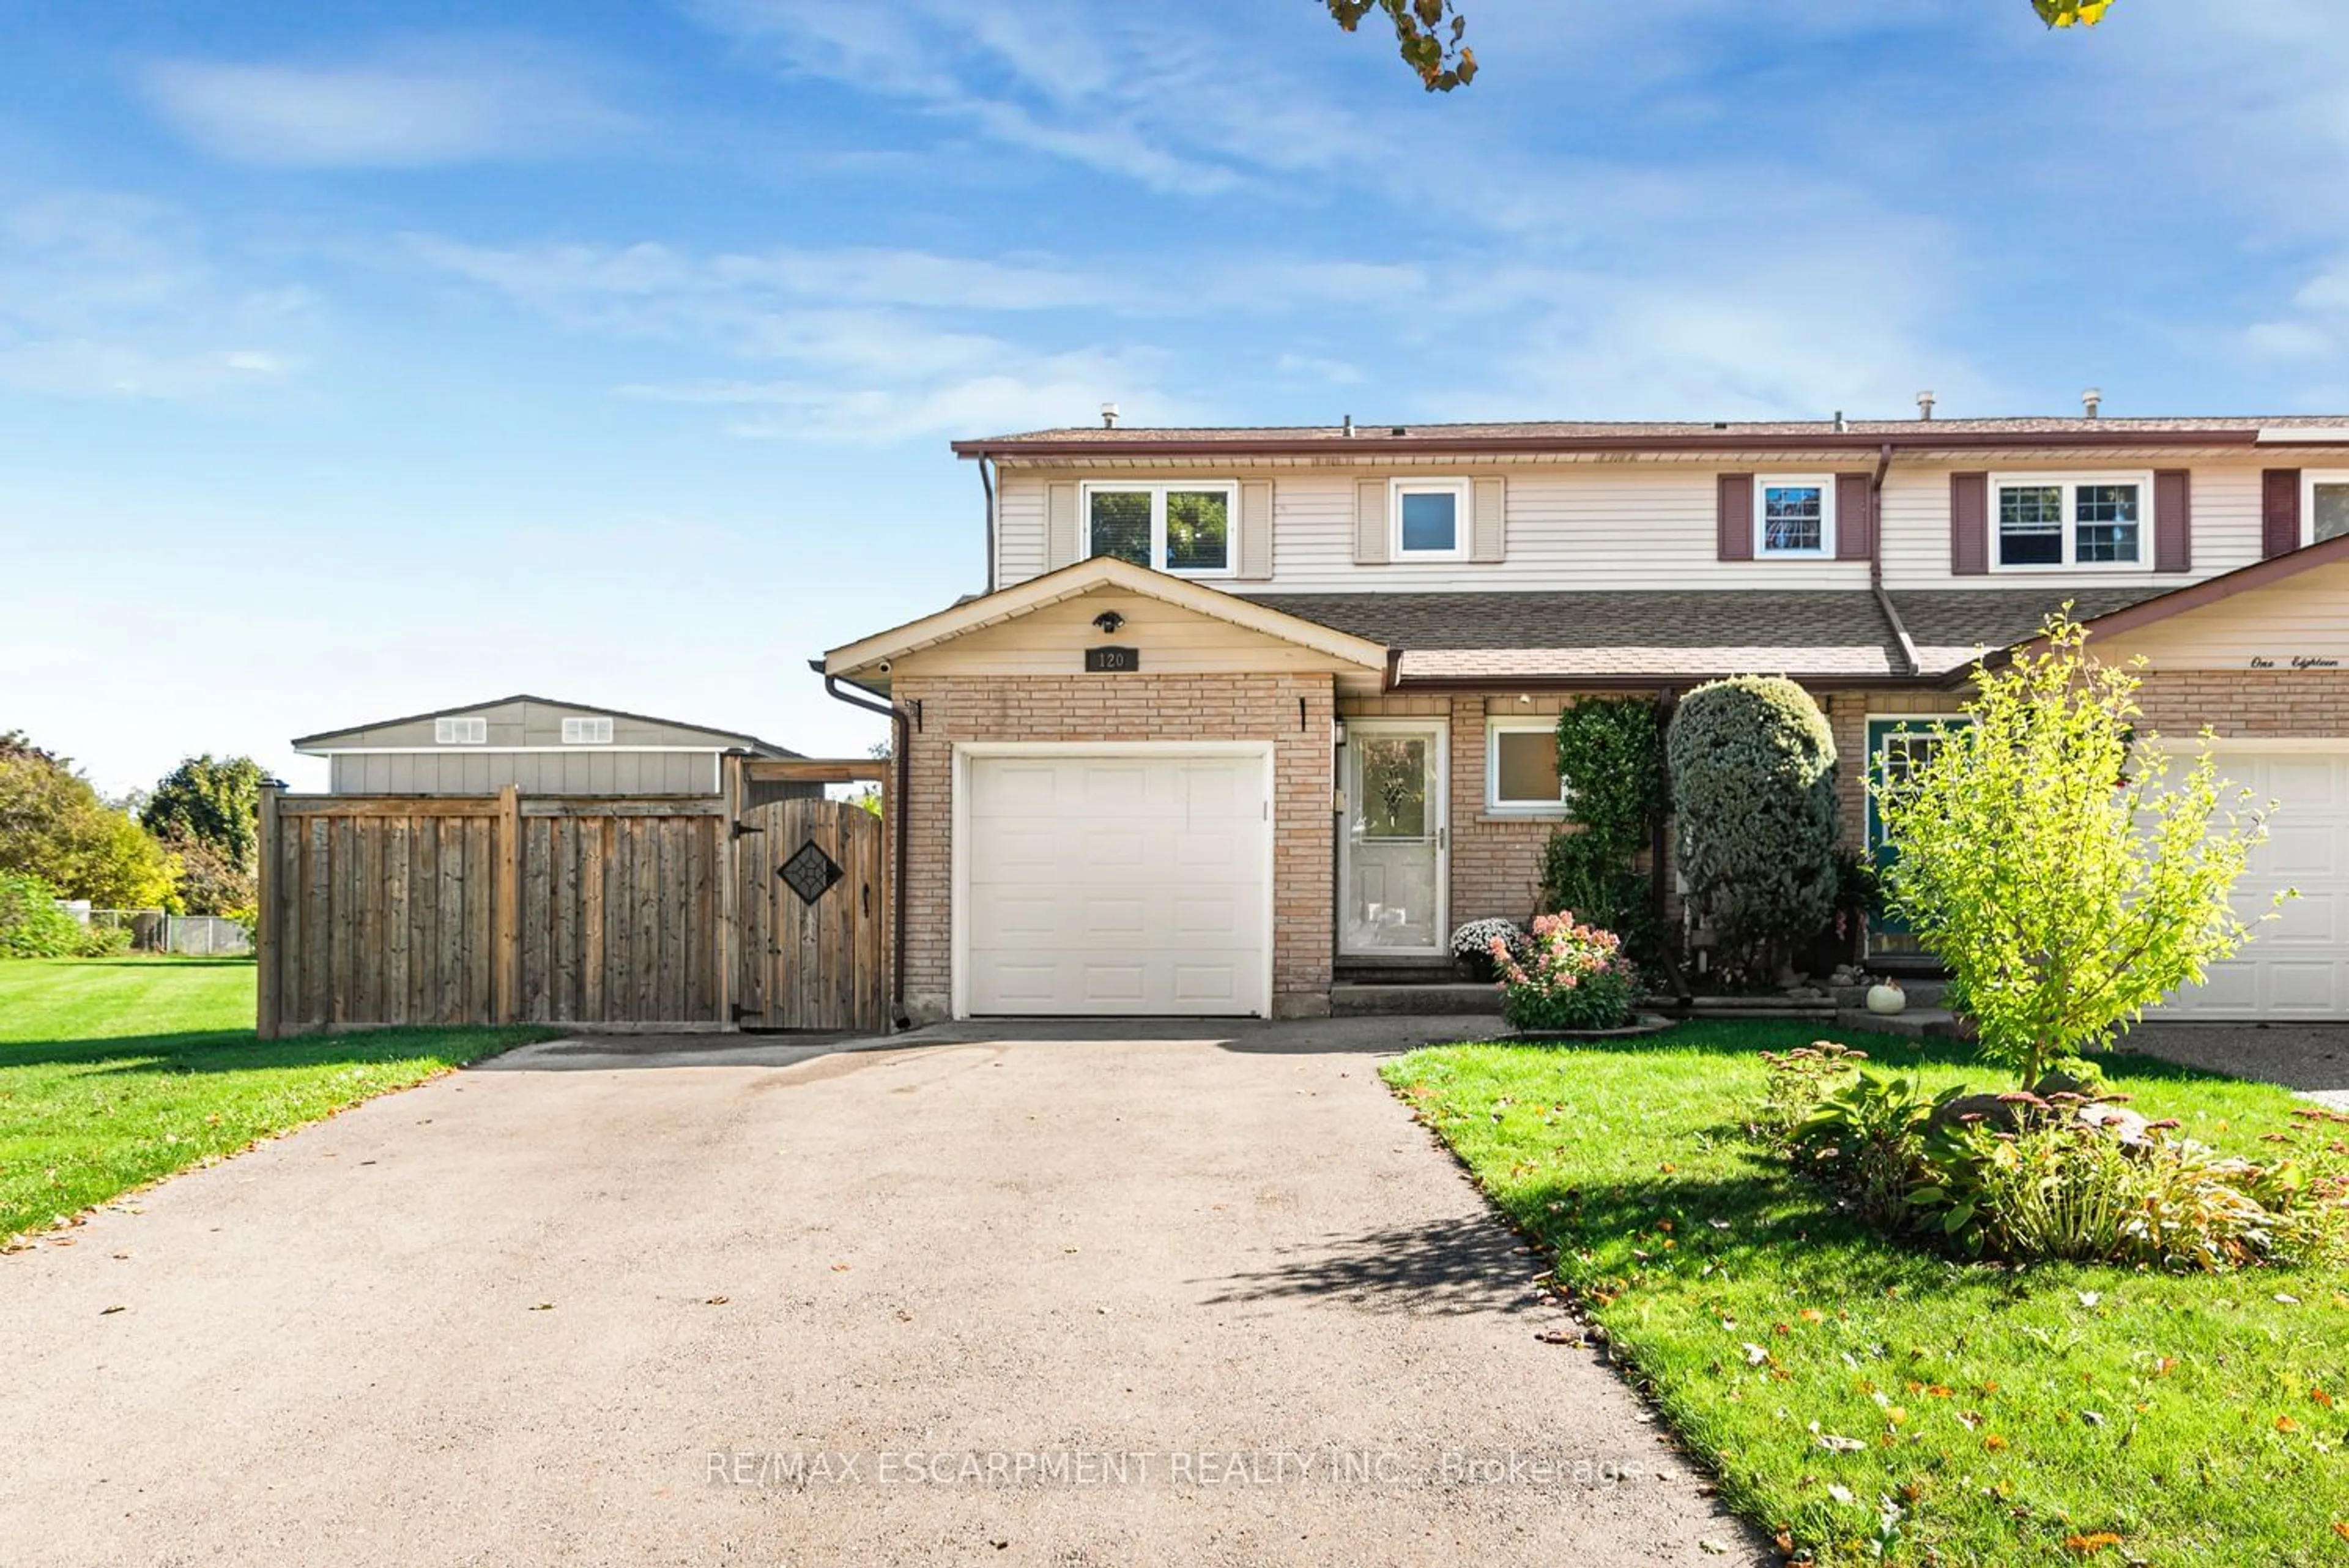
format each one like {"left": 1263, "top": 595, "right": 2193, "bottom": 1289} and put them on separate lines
{"left": 961, "top": 751, "right": 1271, "bottom": 1017}
{"left": 2162, "top": 746, "right": 2349, "bottom": 1020}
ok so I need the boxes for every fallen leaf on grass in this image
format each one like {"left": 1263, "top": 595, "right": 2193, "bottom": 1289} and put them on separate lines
{"left": 1814, "top": 1433, "right": 1866, "bottom": 1454}
{"left": 1827, "top": 1484, "right": 1855, "bottom": 1504}
{"left": 2063, "top": 1533, "right": 2122, "bottom": 1556}
{"left": 1983, "top": 1433, "right": 2009, "bottom": 1452}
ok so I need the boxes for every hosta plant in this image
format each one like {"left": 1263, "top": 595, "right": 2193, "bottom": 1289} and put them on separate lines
{"left": 1491, "top": 914, "right": 1638, "bottom": 1032}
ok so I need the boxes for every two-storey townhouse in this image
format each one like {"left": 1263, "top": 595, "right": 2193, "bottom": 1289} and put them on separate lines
{"left": 822, "top": 415, "right": 2349, "bottom": 1025}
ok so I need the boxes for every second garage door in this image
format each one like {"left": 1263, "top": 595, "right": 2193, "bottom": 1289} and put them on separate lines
{"left": 962, "top": 750, "right": 1271, "bottom": 1017}
{"left": 2162, "top": 745, "right": 2349, "bottom": 1020}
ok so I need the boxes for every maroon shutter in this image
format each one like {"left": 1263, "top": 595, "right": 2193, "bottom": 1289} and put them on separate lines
{"left": 2263, "top": 469, "right": 2302, "bottom": 558}
{"left": 1835, "top": 473, "right": 1873, "bottom": 560}
{"left": 1950, "top": 472, "right": 1989, "bottom": 576}
{"left": 1716, "top": 473, "right": 1754, "bottom": 561}
{"left": 2153, "top": 469, "right": 2191, "bottom": 573}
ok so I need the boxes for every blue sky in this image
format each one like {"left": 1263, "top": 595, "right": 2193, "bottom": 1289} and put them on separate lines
{"left": 4, "top": 1, "right": 2345, "bottom": 797}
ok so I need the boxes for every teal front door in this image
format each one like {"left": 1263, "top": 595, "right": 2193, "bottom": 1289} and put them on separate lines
{"left": 1865, "top": 716, "right": 1971, "bottom": 957}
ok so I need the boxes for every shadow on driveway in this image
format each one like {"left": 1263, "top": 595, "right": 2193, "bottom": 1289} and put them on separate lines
{"left": 1201, "top": 1216, "right": 1543, "bottom": 1315}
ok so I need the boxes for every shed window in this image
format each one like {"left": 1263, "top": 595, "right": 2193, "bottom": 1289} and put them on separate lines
{"left": 434, "top": 718, "right": 487, "bottom": 745}
{"left": 562, "top": 717, "right": 614, "bottom": 744}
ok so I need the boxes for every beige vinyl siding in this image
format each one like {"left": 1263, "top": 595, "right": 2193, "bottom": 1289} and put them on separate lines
{"left": 883, "top": 585, "right": 1375, "bottom": 682}
{"left": 1878, "top": 460, "right": 2267, "bottom": 590}
{"left": 996, "top": 455, "right": 2317, "bottom": 594}
{"left": 995, "top": 475, "right": 1048, "bottom": 584}
{"left": 330, "top": 751, "right": 721, "bottom": 796}
{"left": 2094, "top": 560, "right": 2349, "bottom": 669}
{"left": 997, "top": 467, "right": 1872, "bottom": 592}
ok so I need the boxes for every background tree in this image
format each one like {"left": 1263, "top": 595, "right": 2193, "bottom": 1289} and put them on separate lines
{"left": 1666, "top": 677, "right": 1841, "bottom": 987}
{"left": 1326, "top": 0, "right": 2112, "bottom": 91}
{"left": 142, "top": 755, "right": 268, "bottom": 875}
{"left": 1878, "top": 616, "right": 2279, "bottom": 1087}
{"left": 0, "top": 737, "right": 180, "bottom": 910}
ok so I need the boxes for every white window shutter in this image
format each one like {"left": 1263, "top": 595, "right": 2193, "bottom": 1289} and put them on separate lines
{"left": 1353, "top": 478, "right": 1389, "bottom": 565}
{"left": 1471, "top": 476, "right": 1507, "bottom": 562}
{"left": 1047, "top": 481, "right": 1080, "bottom": 570}
{"left": 1237, "top": 480, "right": 1275, "bottom": 579}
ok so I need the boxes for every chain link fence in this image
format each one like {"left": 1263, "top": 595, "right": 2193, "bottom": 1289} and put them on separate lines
{"left": 70, "top": 907, "right": 253, "bottom": 957}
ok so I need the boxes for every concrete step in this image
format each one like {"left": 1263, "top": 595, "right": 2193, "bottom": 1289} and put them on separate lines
{"left": 1330, "top": 983, "right": 1504, "bottom": 1017}
{"left": 1835, "top": 1007, "right": 1967, "bottom": 1039}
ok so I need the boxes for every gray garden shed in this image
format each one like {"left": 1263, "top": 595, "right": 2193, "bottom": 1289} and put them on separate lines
{"left": 292, "top": 695, "right": 809, "bottom": 800}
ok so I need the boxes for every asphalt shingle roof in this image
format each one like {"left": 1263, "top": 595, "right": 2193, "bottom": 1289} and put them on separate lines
{"left": 1239, "top": 586, "right": 2175, "bottom": 684}
{"left": 965, "top": 415, "right": 2349, "bottom": 447}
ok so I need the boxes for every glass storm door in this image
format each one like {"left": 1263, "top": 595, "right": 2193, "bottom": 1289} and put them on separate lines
{"left": 1866, "top": 717, "right": 1971, "bottom": 956}
{"left": 1341, "top": 722, "right": 1449, "bottom": 956}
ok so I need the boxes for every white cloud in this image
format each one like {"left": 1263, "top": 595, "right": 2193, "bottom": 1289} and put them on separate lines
{"left": 686, "top": 0, "right": 1375, "bottom": 194}
{"left": 139, "top": 42, "right": 629, "bottom": 168}
{"left": 0, "top": 194, "right": 313, "bottom": 404}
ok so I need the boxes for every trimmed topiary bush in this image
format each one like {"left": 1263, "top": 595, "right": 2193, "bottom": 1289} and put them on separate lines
{"left": 1667, "top": 675, "right": 1840, "bottom": 987}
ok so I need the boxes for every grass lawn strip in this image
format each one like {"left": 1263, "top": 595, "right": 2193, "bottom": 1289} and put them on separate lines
{"left": 1, "top": 957, "right": 556, "bottom": 1242}
{"left": 1386, "top": 1022, "right": 2349, "bottom": 1567}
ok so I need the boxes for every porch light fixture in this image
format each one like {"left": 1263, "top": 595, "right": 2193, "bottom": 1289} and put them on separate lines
{"left": 1093, "top": 610, "right": 1126, "bottom": 634}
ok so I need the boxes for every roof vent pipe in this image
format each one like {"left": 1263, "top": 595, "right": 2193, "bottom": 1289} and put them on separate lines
{"left": 2082, "top": 387, "right": 2102, "bottom": 420}
{"left": 1916, "top": 390, "right": 1936, "bottom": 421}
{"left": 1100, "top": 402, "right": 1120, "bottom": 429}
{"left": 1833, "top": 409, "right": 1847, "bottom": 433}
{"left": 1342, "top": 414, "right": 1353, "bottom": 437}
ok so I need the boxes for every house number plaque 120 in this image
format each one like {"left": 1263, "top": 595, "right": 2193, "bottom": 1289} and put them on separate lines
{"left": 1085, "top": 645, "right": 1140, "bottom": 673}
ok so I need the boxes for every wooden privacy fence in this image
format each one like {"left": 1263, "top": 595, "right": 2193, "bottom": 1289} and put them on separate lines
{"left": 257, "top": 760, "right": 888, "bottom": 1038}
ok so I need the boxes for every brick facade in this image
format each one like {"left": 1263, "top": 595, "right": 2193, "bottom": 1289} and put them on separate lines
{"left": 892, "top": 668, "right": 2348, "bottom": 1022}
{"left": 892, "top": 672, "right": 1337, "bottom": 1024}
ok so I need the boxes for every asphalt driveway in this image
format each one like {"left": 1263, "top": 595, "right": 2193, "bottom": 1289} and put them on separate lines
{"left": 0, "top": 1018, "right": 1758, "bottom": 1567}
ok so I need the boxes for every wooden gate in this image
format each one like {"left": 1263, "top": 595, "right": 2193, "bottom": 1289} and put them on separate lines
{"left": 734, "top": 797, "right": 887, "bottom": 1031}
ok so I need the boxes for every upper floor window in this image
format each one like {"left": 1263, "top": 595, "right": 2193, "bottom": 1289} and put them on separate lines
{"left": 434, "top": 717, "right": 487, "bottom": 745}
{"left": 1083, "top": 482, "right": 1234, "bottom": 575}
{"left": 2304, "top": 471, "right": 2349, "bottom": 548}
{"left": 560, "top": 716, "right": 614, "bottom": 745}
{"left": 1992, "top": 473, "right": 2150, "bottom": 569}
{"left": 1391, "top": 478, "right": 1470, "bottom": 559}
{"left": 1756, "top": 476, "right": 1835, "bottom": 557}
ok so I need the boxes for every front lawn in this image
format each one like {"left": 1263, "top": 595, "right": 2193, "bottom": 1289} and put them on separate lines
{"left": 0, "top": 958, "right": 554, "bottom": 1241}
{"left": 1387, "top": 1022, "right": 2349, "bottom": 1567}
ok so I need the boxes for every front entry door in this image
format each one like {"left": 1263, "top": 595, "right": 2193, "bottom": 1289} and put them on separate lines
{"left": 1866, "top": 716, "right": 1971, "bottom": 958}
{"left": 1341, "top": 721, "right": 1449, "bottom": 956}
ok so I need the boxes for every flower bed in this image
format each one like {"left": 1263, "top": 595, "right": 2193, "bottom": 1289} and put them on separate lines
{"left": 1489, "top": 913, "right": 1638, "bottom": 1033}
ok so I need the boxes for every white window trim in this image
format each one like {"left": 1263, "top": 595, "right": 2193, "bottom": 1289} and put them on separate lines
{"left": 1485, "top": 718, "right": 1569, "bottom": 816}
{"left": 1078, "top": 480, "right": 1239, "bottom": 578}
{"left": 1987, "top": 470, "right": 2155, "bottom": 572}
{"left": 433, "top": 718, "right": 488, "bottom": 745}
{"left": 560, "top": 716, "right": 615, "bottom": 745}
{"left": 1753, "top": 474, "right": 1836, "bottom": 558}
{"left": 1389, "top": 477, "right": 1472, "bottom": 560}
{"left": 2301, "top": 470, "right": 2349, "bottom": 549}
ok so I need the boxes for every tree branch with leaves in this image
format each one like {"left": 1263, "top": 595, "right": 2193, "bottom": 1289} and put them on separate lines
{"left": 1326, "top": 1, "right": 2113, "bottom": 91}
